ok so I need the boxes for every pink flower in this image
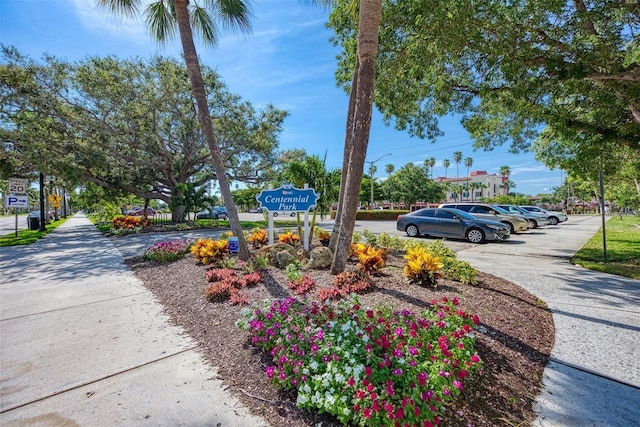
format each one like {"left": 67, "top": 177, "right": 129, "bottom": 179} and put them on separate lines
{"left": 365, "top": 366, "right": 373, "bottom": 377}
{"left": 265, "top": 366, "right": 275, "bottom": 378}
{"left": 453, "top": 380, "right": 463, "bottom": 390}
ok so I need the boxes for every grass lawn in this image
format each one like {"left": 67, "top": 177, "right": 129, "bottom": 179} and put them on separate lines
{"left": 0, "top": 216, "right": 69, "bottom": 247}
{"left": 572, "top": 215, "right": 640, "bottom": 280}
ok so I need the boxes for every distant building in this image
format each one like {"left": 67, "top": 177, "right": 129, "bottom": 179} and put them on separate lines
{"left": 437, "top": 171, "right": 508, "bottom": 203}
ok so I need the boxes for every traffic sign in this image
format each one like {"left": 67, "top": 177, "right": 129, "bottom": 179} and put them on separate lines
{"left": 6, "top": 195, "right": 29, "bottom": 208}
{"left": 8, "top": 178, "right": 28, "bottom": 194}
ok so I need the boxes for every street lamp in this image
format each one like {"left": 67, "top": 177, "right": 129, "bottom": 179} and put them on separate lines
{"left": 366, "top": 153, "right": 391, "bottom": 208}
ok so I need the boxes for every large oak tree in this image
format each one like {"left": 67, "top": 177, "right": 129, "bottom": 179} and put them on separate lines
{"left": 98, "top": 0, "right": 254, "bottom": 259}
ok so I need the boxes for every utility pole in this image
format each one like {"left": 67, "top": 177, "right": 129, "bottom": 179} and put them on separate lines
{"left": 366, "top": 153, "right": 391, "bottom": 209}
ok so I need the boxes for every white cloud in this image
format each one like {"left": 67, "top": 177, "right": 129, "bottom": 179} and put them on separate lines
{"left": 70, "top": 0, "right": 151, "bottom": 41}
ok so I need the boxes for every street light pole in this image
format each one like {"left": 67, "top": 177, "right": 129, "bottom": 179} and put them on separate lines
{"left": 366, "top": 153, "right": 391, "bottom": 209}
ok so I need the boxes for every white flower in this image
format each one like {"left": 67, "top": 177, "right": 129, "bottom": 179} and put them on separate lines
{"left": 297, "top": 394, "right": 308, "bottom": 405}
{"left": 309, "top": 360, "right": 319, "bottom": 371}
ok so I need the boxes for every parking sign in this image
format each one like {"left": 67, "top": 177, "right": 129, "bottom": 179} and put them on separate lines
{"left": 6, "top": 195, "right": 29, "bottom": 208}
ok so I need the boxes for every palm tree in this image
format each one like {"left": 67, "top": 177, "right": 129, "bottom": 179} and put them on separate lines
{"left": 425, "top": 157, "right": 436, "bottom": 178}
{"left": 499, "top": 165, "right": 511, "bottom": 196}
{"left": 453, "top": 151, "right": 463, "bottom": 180}
{"left": 286, "top": 153, "right": 336, "bottom": 246}
{"left": 442, "top": 158, "right": 450, "bottom": 178}
{"left": 329, "top": 0, "right": 383, "bottom": 274}
{"left": 98, "top": 0, "right": 253, "bottom": 260}
{"left": 499, "top": 165, "right": 511, "bottom": 178}
{"left": 501, "top": 180, "right": 516, "bottom": 196}
{"left": 464, "top": 157, "right": 473, "bottom": 200}
{"left": 469, "top": 182, "right": 485, "bottom": 202}
{"left": 385, "top": 163, "right": 395, "bottom": 209}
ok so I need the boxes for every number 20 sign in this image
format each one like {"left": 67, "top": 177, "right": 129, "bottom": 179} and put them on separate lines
{"left": 8, "top": 178, "right": 27, "bottom": 194}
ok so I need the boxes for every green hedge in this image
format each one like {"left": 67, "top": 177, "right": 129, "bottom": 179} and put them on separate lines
{"left": 330, "top": 209, "right": 409, "bottom": 220}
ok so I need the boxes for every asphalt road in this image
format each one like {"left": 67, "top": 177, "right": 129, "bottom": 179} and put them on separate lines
{"left": 0, "top": 214, "right": 27, "bottom": 236}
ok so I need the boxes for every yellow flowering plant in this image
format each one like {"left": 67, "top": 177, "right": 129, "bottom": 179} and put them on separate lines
{"left": 190, "top": 238, "right": 229, "bottom": 265}
{"left": 403, "top": 246, "right": 444, "bottom": 287}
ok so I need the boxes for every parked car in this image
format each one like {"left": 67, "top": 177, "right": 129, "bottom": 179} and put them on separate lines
{"left": 272, "top": 211, "right": 297, "bottom": 217}
{"left": 197, "top": 206, "right": 228, "bottom": 220}
{"left": 439, "top": 203, "right": 531, "bottom": 234}
{"left": 520, "top": 206, "right": 568, "bottom": 225}
{"left": 396, "top": 207, "right": 510, "bottom": 243}
{"left": 27, "top": 210, "right": 55, "bottom": 221}
{"left": 127, "top": 207, "right": 155, "bottom": 216}
{"left": 494, "top": 204, "right": 549, "bottom": 228}
{"left": 249, "top": 207, "right": 263, "bottom": 213}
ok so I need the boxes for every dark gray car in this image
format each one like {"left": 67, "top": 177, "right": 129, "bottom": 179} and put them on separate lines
{"left": 396, "top": 207, "right": 510, "bottom": 243}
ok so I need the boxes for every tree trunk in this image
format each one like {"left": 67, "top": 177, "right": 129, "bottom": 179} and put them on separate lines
{"left": 330, "top": 0, "right": 382, "bottom": 274}
{"left": 329, "top": 61, "right": 358, "bottom": 253}
{"left": 173, "top": 0, "right": 249, "bottom": 259}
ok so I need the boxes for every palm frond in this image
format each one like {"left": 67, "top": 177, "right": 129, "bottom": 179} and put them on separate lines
{"left": 144, "top": 1, "right": 177, "bottom": 44}
{"left": 212, "top": 0, "right": 253, "bottom": 33}
{"left": 191, "top": 5, "right": 218, "bottom": 46}
{"left": 97, "top": 0, "right": 139, "bottom": 18}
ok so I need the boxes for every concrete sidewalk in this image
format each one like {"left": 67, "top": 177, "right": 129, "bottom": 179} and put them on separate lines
{"left": 457, "top": 215, "right": 640, "bottom": 427}
{"left": 0, "top": 214, "right": 267, "bottom": 426}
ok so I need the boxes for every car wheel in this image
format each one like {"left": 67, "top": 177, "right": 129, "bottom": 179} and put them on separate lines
{"left": 405, "top": 224, "right": 419, "bottom": 237}
{"left": 213, "top": 214, "right": 219, "bottom": 220}
{"left": 273, "top": 212, "right": 278, "bottom": 217}
{"left": 466, "top": 228, "right": 485, "bottom": 243}
{"left": 503, "top": 222, "right": 515, "bottom": 234}
{"left": 529, "top": 219, "right": 537, "bottom": 228}
{"left": 548, "top": 216, "right": 559, "bottom": 225}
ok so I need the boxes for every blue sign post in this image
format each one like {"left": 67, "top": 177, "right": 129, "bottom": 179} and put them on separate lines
{"left": 256, "top": 185, "right": 320, "bottom": 249}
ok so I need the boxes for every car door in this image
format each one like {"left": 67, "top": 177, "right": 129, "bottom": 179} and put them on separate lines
{"left": 411, "top": 209, "right": 438, "bottom": 235}
{"left": 434, "top": 209, "right": 466, "bottom": 238}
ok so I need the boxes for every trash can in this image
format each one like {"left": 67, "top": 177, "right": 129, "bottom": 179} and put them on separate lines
{"left": 29, "top": 217, "right": 40, "bottom": 230}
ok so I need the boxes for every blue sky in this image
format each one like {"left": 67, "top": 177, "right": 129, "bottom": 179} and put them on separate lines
{"left": 1, "top": 0, "right": 563, "bottom": 196}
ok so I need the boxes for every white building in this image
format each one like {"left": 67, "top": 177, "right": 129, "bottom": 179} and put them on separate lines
{"left": 437, "top": 170, "right": 508, "bottom": 203}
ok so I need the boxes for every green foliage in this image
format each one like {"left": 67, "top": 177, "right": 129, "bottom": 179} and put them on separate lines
{"left": 242, "top": 253, "right": 270, "bottom": 272}
{"left": 285, "top": 259, "right": 304, "bottom": 283}
{"left": 373, "top": 232, "right": 406, "bottom": 254}
{"left": 572, "top": 216, "right": 640, "bottom": 280}
{"left": 1, "top": 49, "right": 287, "bottom": 216}
{"left": 383, "top": 163, "right": 445, "bottom": 208}
{"left": 329, "top": 1, "right": 640, "bottom": 174}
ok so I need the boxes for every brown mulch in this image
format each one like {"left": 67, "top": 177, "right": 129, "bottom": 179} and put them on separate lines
{"left": 125, "top": 249, "right": 554, "bottom": 427}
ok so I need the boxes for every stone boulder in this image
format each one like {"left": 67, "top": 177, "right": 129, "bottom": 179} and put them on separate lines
{"left": 257, "top": 242, "right": 297, "bottom": 269}
{"left": 305, "top": 246, "right": 333, "bottom": 270}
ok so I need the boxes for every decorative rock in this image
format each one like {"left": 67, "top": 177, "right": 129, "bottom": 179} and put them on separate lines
{"left": 258, "top": 243, "right": 297, "bottom": 268}
{"left": 274, "top": 251, "right": 296, "bottom": 269}
{"left": 296, "top": 247, "right": 309, "bottom": 261}
{"left": 305, "top": 246, "right": 333, "bottom": 270}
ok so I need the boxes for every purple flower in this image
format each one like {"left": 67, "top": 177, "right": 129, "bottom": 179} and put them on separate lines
{"left": 266, "top": 366, "right": 275, "bottom": 378}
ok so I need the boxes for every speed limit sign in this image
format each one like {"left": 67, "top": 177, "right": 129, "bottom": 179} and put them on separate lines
{"left": 8, "top": 178, "right": 27, "bottom": 194}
